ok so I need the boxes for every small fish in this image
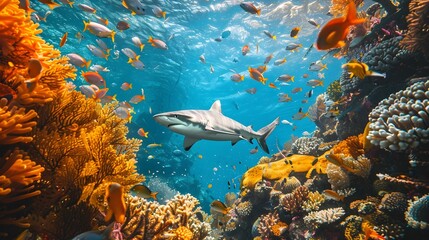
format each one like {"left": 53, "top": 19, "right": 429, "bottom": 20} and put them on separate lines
{"left": 309, "top": 60, "right": 327, "bottom": 71}
{"left": 214, "top": 37, "right": 222, "bottom": 42}
{"left": 78, "top": 3, "right": 96, "bottom": 13}
{"left": 248, "top": 67, "right": 267, "bottom": 84}
{"left": 292, "top": 107, "right": 309, "bottom": 120}
{"left": 290, "top": 27, "right": 300, "bottom": 38}
{"left": 221, "top": 30, "right": 231, "bottom": 39}
{"left": 210, "top": 64, "right": 214, "bottom": 73}
{"left": 130, "top": 59, "right": 145, "bottom": 70}
{"left": 316, "top": 1, "right": 365, "bottom": 50}
{"left": 27, "top": 58, "right": 43, "bottom": 78}
{"left": 129, "top": 89, "right": 145, "bottom": 104}
{"left": 245, "top": 87, "right": 257, "bottom": 94}
{"left": 122, "top": 0, "right": 146, "bottom": 15}
{"left": 59, "top": 0, "right": 73, "bottom": 7}
{"left": 37, "top": 0, "right": 60, "bottom": 9}
{"left": 278, "top": 93, "right": 292, "bottom": 102}
{"left": 263, "top": 30, "right": 276, "bottom": 40}
{"left": 208, "top": 183, "right": 213, "bottom": 189}
{"left": 116, "top": 21, "right": 130, "bottom": 31}
{"left": 323, "top": 189, "right": 344, "bottom": 201}
{"left": 281, "top": 119, "right": 293, "bottom": 126}
{"left": 167, "top": 33, "right": 175, "bottom": 41}
{"left": 256, "top": 65, "right": 267, "bottom": 73}
{"left": 250, "top": 146, "right": 258, "bottom": 154}
{"left": 230, "top": 73, "right": 245, "bottom": 82}
{"left": 198, "top": 154, "right": 203, "bottom": 159}
{"left": 233, "top": 58, "right": 239, "bottom": 63}
{"left": 147, "top": 155, "right": 154, "bottom": 160}
{"left": 308, "top": 18, "right": 320, "bottom": 28}
{"left": 87, "top": 44, "right": 109, "bottom": 60}
{"left": 59, "top": 32, "right": 68, "bottom": 47}
{"left": 268, "top": 83, "right": 279, "bottom": 89}
{"left": 81, "top": 71, "right": 106, "bottom": 87}
{"left": 305, "top": 89, "right": 313, "bottom": 98}
{"left": 242, "top": 45, "right": 250, "bottom": 56}
{"left": 90, "top": 64, "right": 110, "bottom": 72}
{"left": 131, "top": 36, "right": 145, "bottom": 51}
{"left": 147, "top": 143, "right": 162, "bottom": 148}
{"left": 342, "top": 59, "right": 386, "bottom": 80}
{"left": 303, "top": 44, "right": 314, "bottom": 59}
{"left": 306, "top": 79, "right": 324, "bottom": 87}
{"left": 301, "top": 99, "right": 308, "bottom": 104}
{"left": 276, "top": 75, "right": 294, "bottom": 82}
{"left": 256, "top": 44, "right": 259, "bottom": 53}
{"left": 239, "top": 2, "right": 261, "bottom": 15}
{"left": 121, "top": 82, "right": 132, "bottom": 91}
{"left": 121, "top": 48, "right": 139, "bottom": 62}
{"left": 285, "top": 43, "right": 302, "bottom": 52}
{"left": 138, "top": 128, "right": 149, "bottom": 138}
{"left": 302, "top": 73, "right": 309, "bottom": 78}
{"left": 105, "top": 183, "right": 126, "bottom": 223}
{"left": 302, "top": 131, "right": 311, "bottom": 137}
{"left": 93, "top": 88, "right": 109, "bottom": 101}
{"left": 274, "top": 58, "right": 287, "bottom": 66}
{"left": 95, "top": 39, "right": 110, "bottom": 53}
{"left": 210, "top": 200, "right": 229, "bottom": 214}
{"left": 291, "top": 87, "right": 302, "bottom": 93}
{"left": 130, "top": 184, "right": 158, "bottom": 200}
{"left": 318, "top": 72, "right": 325, "bottom": 79}
{"left": 115, "top": 106, "right": 132, "bottom": 122}
{"left": 148, "top": 36, "right": 168, "bottom": 50}
{"left": 80, "top": 85, "right": 96, "bottom": 98}
{"left": 75, "top": 32, "right": 84, "bottom": 42}
{"left": 152, "top": 6, "right": 166, "bottom": 18}
{"left": 94, "top": 15, "right": 109, "bottom": 25}
{"left": 264, "top": 54, "right": 273, "bottom": 64}
{"left": 83, "top": 21, "right": 115, "bottom": 42}
{"left": 199, "top": 54, "right": 206, "bottom": 64}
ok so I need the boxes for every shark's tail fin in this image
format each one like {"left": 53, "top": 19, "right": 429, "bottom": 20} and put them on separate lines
{"left": 256, "top": 117, "right": 280, "bottom": 154}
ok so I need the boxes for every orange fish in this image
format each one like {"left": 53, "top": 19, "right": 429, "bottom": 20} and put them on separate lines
{"left": 27, "top": 59, "right": 43, "bottom": 78}
{"left": 291, "top": 87, "right": 302, "bottom": 93}
{"left": 138, "top": 128, "right": 149, "bottom": 138}
{"left": 316, "top": 1, "right": 365, "bottom": 50}
{"left": 81, "top": 71, "right": 106, "bottom": 87}
{"left": 121, "top": 82, "right": 132, "bottom": 91}
{"left": 37, "top": 0, "right": 60, "bottom": 9}
{"left": 279, "top": 93, "right": 292, "bottom": 102}
{"left": 105, "top": 183, "right": 126, "bottom": 224}
{"left": 362, "top": 221, "right": 385, "bottom": 240}
{"left": 19, "top": 0, "right": 34, "bottom": 14}
{"left": 59, "top": 32, "right": 68, "bottom": 47}
{"left": 268, "top": 83, "right": 279, "bottom": 89}
{"left": 256, "top": 65, "right": 267, "bottom": 74}
{"left": 94, "top": 88, "right": 109, "bottom": 101}
{"left": 290, "top": 27, "right": 300, "bottom": 38}
{"left": 129, "top": 89, "right": 145, "bottom": 104}
{"left": 242, "top": 45, "right": 250, "bottom": 56}
{"left": 248, "top": 67, "right": 267, "bottom": 84}
{"left": 323, "top": 189, "right": 344, "bottom": 201}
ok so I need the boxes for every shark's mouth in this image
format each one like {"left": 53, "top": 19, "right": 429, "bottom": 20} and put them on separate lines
{"left": 167, "top": 123, "right": 182, "bottom": 128}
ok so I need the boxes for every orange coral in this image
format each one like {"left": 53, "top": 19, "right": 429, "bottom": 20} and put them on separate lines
{"left": 332, "top": 134, "right": 364, "bottom": 158}
{"left": 401, "top": 0, "right": 429, "bottom": 60}
{"left": 271, "top": 221, "right": 288, "bottom": 237}
{"left": 175, "top": 226, "right": 193, "bottom": 240}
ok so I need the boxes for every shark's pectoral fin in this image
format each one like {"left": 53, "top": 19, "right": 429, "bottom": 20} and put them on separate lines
{"left": 231, "top": 139, "right": 240, "bottom": 146}
{"left": 184, "top": 137, "right": 199, "bottom": 151}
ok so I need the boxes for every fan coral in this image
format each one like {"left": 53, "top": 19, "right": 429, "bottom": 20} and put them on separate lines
{"left": 400, "top": 0, "right": 429, "bottom": 60}
{"left": 367, "top": 79, "right": 429, "bottom": 151}
{"left": 280, "top": 186, "right": 309, "bottom": 214}
{"left": 291, "top": 137, "right": 323, "bottom": 155}
{"left": 405, "top": 194, "right": 429, "bottom": 230}
{"left": 303, "top": 191, "right": 326, "bottom": 212}
{"left": 236, "top": 201, "right": 252, "bottom": 217}
{"left": 304, "top": 207, "right": 346, "bottom": 225}
{"left": 327, "top": 79, "right": 342, "bottom": 102}
{"left": 379, "top": 192, "right": 408, "bottom": 215}
{"left": 0, "top": 99, "right": 37, "bottom": 144}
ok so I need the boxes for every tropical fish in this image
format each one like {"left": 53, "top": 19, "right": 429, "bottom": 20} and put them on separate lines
{"left": 207, "top": 183, "right": 213, "bottom": 189}
{"left": 301, "top": 99, "right": 308, "bottom": 104}
{"left": 263, "top": 30, "right": 276, "bottom": 40}
{"left": 90, "top": 64, "right": 110, "bottom": 72}
{"left": 147, "top": 155, "right": 154, "bottom": 160}
{"left": 302, "top": 73, "right": 309, "bottom": 78}
{"left": 210, "top": 64, "right": 214, "bottom": 73}
{"left": 242, "top": 45, "right": 250, "bottom": 56}
{"left": 274, "top": 58, "right": 287, "bottom": 66}
{"left": 94, "top": 15, "right": 109, "bottom": 25}
{"left": 268, "top": 83, "right": 279, "bottom": 89}
{"left": 37, "top": 0, "right": 60, "bottom": 9}
{"left": 276, "top": 75, "right": 294, "bottom": 82}
{"left": 302, "top": 44, "right": 314, "bottom": 59}
{"left": 214, "top": 37, "right": 222, "bottom": 42}
{"left": 290, "top": 27, "right": 300, "bottom": 38}
{"left": 281, "top": 119, "right": 293, "bottom": 126}
{"left": 19, "top": 0, "right": 34, "bottom": 13}
{"left": 210, "top": 200, "right": 229, "bottom": 214}
{"left": 121, "top": 48, "right": 139, "bottom": 62}
{"left": 83, "top": 21, "right": 116, "bottom": 42}
{"left": 59, "top": 0, "right": 73, "bottom": 8}
{"left": 27, "top": 59, "right": 43, "bottom": 78}
{"left": 78, "top": 3, "right": 96, "bottom": 13}
{"left": 80, "top": 85, "right": 96, "bottom": 98}
{"left": 250, "top": 146, "right": 258, "bottom": 154}
{"left": 240, "top": 2, "right": 260, "bottom": 15}
{"left": 129, "top": 89, "right": 145, "bottom": 104}
{"left": 246, "top": 88, "right": 257, "bottom": 94}
{"left": 199, "top": 54, "right": 206, "bottom": 64}
{"left": 130, "top": 59, "right": 145, "bottom": 70}
{"left": 285, "top": 43, "right": 302, "bottom": 52}
{"left": 362, "top": 222, "right": 385, "bottom": 240}
{"left": 147, "top": 143, "right": 162, "bottom": 148}
{"left": 305, "top": 89, "right": 313, "bottom": 98}
{"left": 138, "top": 128, "right": 149, "bottom": 138}
{"left": 341, "top": 59, "right": 386, "bottom": 79}
{"left": 130, "top": 184, "right": 158, "bottom": 200}
{"left": 131, "top": 36, "right": 145, "bottom": 51}
{"left": 323, "top": 189, "right": 344, "bottom": 201}
{"left": 308, "top": 18, "right": 320, "bottom": 28}
{"left": 115, "top": 107, "right": 132, "bottom": 122}
{"left": 116, "top": 20, "right": 130, "bottom": 31}
{"left": 292, "top": 107, "right": 309, "bottom": 120}
{"left": 121, "top": 82, "right": 132, "bottom": 90}
{"left": 264, "top": 54, "right": 273, "bottom": 64}
{"left": 306, "top": 79, "right": 323, "bottom": 87}
{"left": 248, "top": 67, "right": 267, "bottom": 84}
{"left": 94, "top": 88, "right": 109, "bottom": 101}
{"left": 318, "top": 72, "right": 325, "bottom": 79}
{"left": 256, "top": 65, "right": 267, "bottom": 73}
{"left": 148, "top": 36, "right": 167, "bottom": 50}
{"left": 87, "top": 44, "right": 109, "bottom": 60}
{"left": 95, "top": 39, "right": 110, "bottom": 53}
{"left": 81, "top": 71, "right": 106, "bottom": 87}
{"left": 198, "top": 154, "right": 203, "bottom": 159}
{"left": 316, "top": 1, "right": 365, "bottom": 50}
{"left": 122, "top": 0, "right": 146, "bottom": 15}
{"left": 152, "top": 6, "right": 166, "bottom": 18}
{"left": 309, "top": 60, "right": 327, "bottom": 71}
{"left": 105, "top": 183, "right": 126, "bottom": 223}
{"left": 291, "top": 87, "right": 302, "bottom": 93}
{"left": 278, "top": 93, "right": 292, "bottom": 102}
{"left": 230, "top": 73, "right": 244, "bottom": 82}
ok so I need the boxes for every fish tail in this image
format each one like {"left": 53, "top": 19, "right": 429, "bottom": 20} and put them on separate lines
{"left": 85, "top": 60, "right": 92, "bottom": 69}
{"left": 151, "top": 192, "right": 158, "bottom": 200}
{"left": 69, "top": 2, "right": 74, "bottom": 8}
{"left": 240, "top": 75, "right": 245, "bottom": 81}
{"left": 140, "top": 44, "right": 145, "bottom": 52}
{"left": 121, "top": 0, "right": 128, "bottom": 9}
{"left": 47, "top": 2, "right": 61, "bottom": 9}
{"left": 291, "top": 76, "right": 295, "bottom": 82}
{"left": 346, "top": 1, "right": 365, "bottom": 25}
{"left": 106, "top": 49, "right": 111, "bottom": 56}
{"left": 127, "top": 58, "right": 134, "bottom": 64}
{"left": 112, "top": 94, "right": 117, "bottom": 101}
{"left": 256, "top": 8, "right": 261, "bottom": 15}
{"left": 320, "top": 80, "right": 324, "bottom": 86}
{"left": 272, "top": 35, "right": 277, "bottom": 40}
{"left": 129, "top": 84, "right": 133, "bottom": 89}
{"left": 256, "top": 117, "right": 279, "bottom": 154}
{"left": 83, "top": 20, "right": 89, "bottom": 32}
{"left": 316, "top": 24, "right": 320, "bottom": 28}
{"left": 148, "top": 36, "right": 153, "bottom": 43}
{"left": 162, "top": 11, "right": 167, "bottom": 19}
{"left": 111, "top": 31, "right": 116, "bottom": 43}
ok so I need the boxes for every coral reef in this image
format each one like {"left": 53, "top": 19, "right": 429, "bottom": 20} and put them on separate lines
{"left": 405, "top": 194, "right": 429, "bottom": 230}
{"left": 368, "top": 79, "right": 429, "bottom": 151}
{"left": 327, "top": 79, "right": 342, "bottom": 102}
{"left": 303, "top": 207, "right": 345, "bottom": 225}
{"left": 401, "top": 0, "right": 429, "bottom": 60}
{"left": 291, "top": 137, "right": 323, "bottom": 155}
{"left": 280, "top": 186, "right": 309, "bottom": 214}
{"left": 303, "top": 191, "right": 326, "bottom": 212}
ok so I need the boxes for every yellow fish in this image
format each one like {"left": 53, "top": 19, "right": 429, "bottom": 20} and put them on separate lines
{"left": 292, "top": 107, "right": 309, "bottom": 120}
{"left": 210, "top": 200, "right": 229, "bottom": 215}
{"left": 130, "top": 184, "right": 158, "bottom": 200}
{"left": 105, "top": 183, "right": 126, "bottom": 223}
{"left": 198, "top": 154, "right": 203, "bottom": 159}
{"left": 147, "top": 143, "right": 162, "bottom": 148}
{"left": 341, "top": 59, "right": 386, "bottom": 80}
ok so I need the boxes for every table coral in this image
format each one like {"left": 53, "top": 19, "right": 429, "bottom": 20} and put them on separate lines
{"left": 368, "top": 79, "right": 429, "bottom": 151}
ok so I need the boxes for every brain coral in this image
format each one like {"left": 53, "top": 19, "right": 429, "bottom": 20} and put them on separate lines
{"left": 367, "top": 79, "right": 429, "bottom": 151}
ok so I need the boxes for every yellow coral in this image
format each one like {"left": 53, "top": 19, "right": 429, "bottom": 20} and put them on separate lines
{"left": 0, "top": 99, "right": 37, "bottom": 144}
{"left": 241, "top": 153, "right": 328, "bottom": 189}
{"left": 303, "top": 191, "right": 326, "bottom": 211}
{"left": 332, "top": 134, "right": 365, "bottom": 158}
{"left": 271, "top": 221, "right": 288, "bottom": 236}
{"left": 175, "top": 226, "right": 193, "bottom": 240}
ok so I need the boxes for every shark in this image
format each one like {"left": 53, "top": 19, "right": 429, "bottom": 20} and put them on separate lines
{"left": 153, "top": 100, "right": 279, "bottom": 153}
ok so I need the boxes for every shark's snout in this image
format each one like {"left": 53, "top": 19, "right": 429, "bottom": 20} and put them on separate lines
{"left": 153, "top": 113, "right": 186, "bottom": 128}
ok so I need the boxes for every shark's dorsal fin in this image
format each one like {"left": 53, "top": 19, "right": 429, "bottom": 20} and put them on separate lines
{"left": 209, "top": 100, "right": 222, "bottom": 113}
{"left": 184, "top": 137, "right": 199, "bottom": 151}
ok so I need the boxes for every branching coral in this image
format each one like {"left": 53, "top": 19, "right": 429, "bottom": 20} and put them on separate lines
{"left": 291, "top": 137, "right": 323, "bottom": 155}
{"left": 280, "top": 186, "right": 309, "bottom": 214}
{"left": 304, "top": 207, "right": 346, "bottom": 225}
{"left": 368, "top": 79, "right": 429, "bottom": 151}
{"left": 257, "top": 212, "right": 279, "bottom": 238}
{"left": 303, "top": 191, "right": 326, "bottom": 212}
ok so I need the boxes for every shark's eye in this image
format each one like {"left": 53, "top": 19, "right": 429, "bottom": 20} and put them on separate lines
{"left": 175, "top": 115, "right": 178, "bottom": 118}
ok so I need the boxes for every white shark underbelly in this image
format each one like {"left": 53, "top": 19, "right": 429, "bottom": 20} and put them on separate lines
{"left": 168, "top": 124, "right": 242, "bottom": 141}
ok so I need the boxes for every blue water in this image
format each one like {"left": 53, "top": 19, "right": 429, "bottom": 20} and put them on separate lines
{"left": 34, "top": 0, "right": 343, "bottom": 209}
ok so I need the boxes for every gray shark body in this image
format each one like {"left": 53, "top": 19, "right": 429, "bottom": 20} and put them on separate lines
{"left": 153, "top": 100, "right": 279, "bottom": 153}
